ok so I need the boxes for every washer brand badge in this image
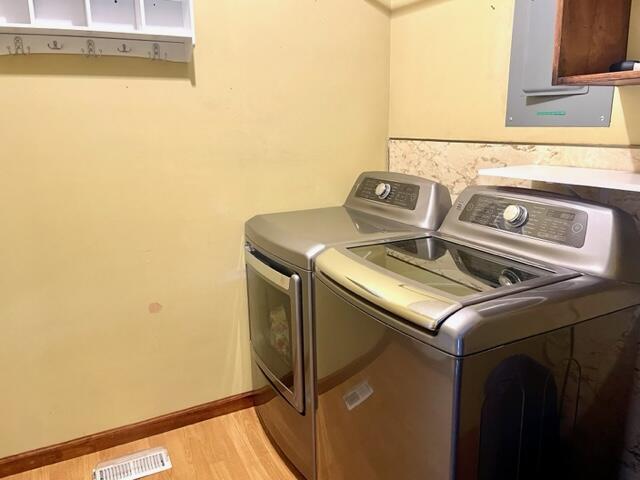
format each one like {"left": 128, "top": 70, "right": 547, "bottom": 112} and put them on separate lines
{"left": 343, "top": 381, "right": 374, "bottom": 411}
{"left": 536, "top": 110, "right": 567, "bottom": 116}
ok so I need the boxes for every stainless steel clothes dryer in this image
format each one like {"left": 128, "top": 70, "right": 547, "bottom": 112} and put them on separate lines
{"left": 244, "top": 172, "right": 452, "bottom": 479}
{"left": 314, "top": 186, "right": 640, "bottom": 480}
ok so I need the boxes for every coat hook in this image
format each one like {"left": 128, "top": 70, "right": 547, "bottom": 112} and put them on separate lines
{"left": 7, "top": 36, "right": 29, "bottom": 55}
{"left": 117, "top": 43, "right": 132, "bottom": 54}
{"left": 14, "top": 36, "right": 24, "bottom": 55}
{"left": 47, "top": 40, "right": 63, "bottom": 50}
{"left": 148, "top": 42, "right": 161, "bottom": 60}
{"left": 82, "top": 39, "right": 99, "bottom": 57}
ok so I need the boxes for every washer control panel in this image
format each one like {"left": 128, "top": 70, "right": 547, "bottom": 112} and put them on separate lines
{"left": 355, "top": 176, "right": 421, "bottom": 210}
{"left": 459, "top": 194, "right": 588, "bottom": 248}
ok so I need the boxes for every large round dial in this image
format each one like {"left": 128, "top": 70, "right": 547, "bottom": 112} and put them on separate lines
{"left": 375, "top": 182, "right": 392, "bottom": 199}
{"left": 503, "top": 204, "right": 528, "bottom": 227}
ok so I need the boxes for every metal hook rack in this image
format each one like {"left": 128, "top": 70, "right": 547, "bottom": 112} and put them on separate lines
{"left": 1, "top": 35, "right": 184, "bottom": 62}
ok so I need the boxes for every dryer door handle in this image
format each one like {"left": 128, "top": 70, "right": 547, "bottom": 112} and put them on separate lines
{"left": 245, "top": 247, "right": 293, "bottom": 292}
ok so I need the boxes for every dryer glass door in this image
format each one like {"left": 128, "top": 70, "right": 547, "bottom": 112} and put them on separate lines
{"left": 246, "top": 248, "right": 304, "bottom": 413}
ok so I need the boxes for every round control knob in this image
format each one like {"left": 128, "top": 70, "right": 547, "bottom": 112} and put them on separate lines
{"left": 503, "top": 204, "right": 528, "bottom": 227}
{"left": 375, "top": 182, "right": 392, "bottom": 199}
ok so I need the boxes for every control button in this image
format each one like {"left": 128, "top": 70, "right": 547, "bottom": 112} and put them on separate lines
{"left": 375, "top": 182, "right": 392, "bottom": 200}
{"left": 503, "top": 204, "right": 529, "bottom": 227}
{"left": 572, "top": 223, "right": 585, "bottom": 234}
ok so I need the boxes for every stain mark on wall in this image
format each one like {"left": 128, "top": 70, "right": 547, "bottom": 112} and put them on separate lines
{"left": 148, "top": 302, "right": 163, "bottom": 314}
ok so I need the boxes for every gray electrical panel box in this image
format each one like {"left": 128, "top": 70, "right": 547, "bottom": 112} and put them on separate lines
{"left": 506, "top": 0, "right": 614, "bottom": 127}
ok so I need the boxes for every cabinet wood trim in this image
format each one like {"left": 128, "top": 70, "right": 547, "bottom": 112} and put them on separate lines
{"left": 553, "top": 0, "right": 636, "bottom": 86}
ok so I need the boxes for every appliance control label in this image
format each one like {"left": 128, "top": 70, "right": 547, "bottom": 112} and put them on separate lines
{"left": 459, "top": 194, "right": 588, "bottom": 248}
{"left": 356, "top": 177, "right": 420, "bottom": 210}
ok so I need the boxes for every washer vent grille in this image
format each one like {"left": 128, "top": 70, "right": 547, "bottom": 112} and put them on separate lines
{"left": 92, "top": 447, "right": 172, "bottom": 480}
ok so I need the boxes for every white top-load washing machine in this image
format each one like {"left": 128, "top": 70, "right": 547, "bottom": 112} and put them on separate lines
{"left": 314, "top": 185, "right": 640, "bottom": 480}
{"left": 244, "top": 172, "right": 452, "bottom": 479}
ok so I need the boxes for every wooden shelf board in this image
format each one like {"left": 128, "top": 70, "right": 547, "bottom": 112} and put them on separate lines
{"left": 479, "top": 165, "right": 640, "bottom": 193}
{"left": 558, "top": 70, "right": 640, "bottom": 86}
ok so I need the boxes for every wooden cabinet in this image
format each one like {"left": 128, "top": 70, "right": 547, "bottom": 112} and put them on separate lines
{"left": 553, "top": 0, "right": 640, "bottom": 85}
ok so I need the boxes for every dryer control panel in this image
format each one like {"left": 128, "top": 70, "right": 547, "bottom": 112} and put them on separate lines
{"left": 459, "top": 194, "right": 588, "bottom": 248}
{"left": 346, "top": 172, "right": 452, "bottom": 231}
{"left": 355, "top": 176, "right": 421, "bottom": 210}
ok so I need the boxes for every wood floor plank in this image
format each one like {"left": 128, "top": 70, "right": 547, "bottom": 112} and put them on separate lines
{"left": 6, "top": 408, "right": 296, "bottom": 480}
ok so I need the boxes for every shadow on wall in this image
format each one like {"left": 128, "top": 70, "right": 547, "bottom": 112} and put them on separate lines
{"left": 0, "top": 52, "right": 196, "bottom": 85}
{"left": 391, "top": 0, "right": 453, "bottom": 16}
{"left": 620, "top": 88, "right": 640, "bottom": 147}
{"left": 363, "top": 0, "right": 392, "bottom": 15}
{"left": 364, "top": 0, "right": 452, "bottom": 16}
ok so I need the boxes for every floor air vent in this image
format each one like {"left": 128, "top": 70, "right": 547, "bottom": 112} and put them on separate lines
{"left": 92, "top": 447, "right": 172, "bottom": 480}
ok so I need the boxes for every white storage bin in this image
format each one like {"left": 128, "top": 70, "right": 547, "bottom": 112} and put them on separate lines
{"left": 33, "top": 0, "right": 88, "bottom": 26}
{"left": 89, "top": 0, "right": 137, "bottom": 30}
{"left": 0, "top": 0, "right": 31, "bottom": 24}
{"left": 143, "top": 0, "right": 188, "bottom": 30}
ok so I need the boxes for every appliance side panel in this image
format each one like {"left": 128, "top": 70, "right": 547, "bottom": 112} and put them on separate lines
{"left": 314, "top": 279, "right": 456, "bottom": 480}
{"left": 455, "top": 306, "right": 640, "bottom": 480}
{"left": 571, "top": 306, "right": 640, "bottom": 480}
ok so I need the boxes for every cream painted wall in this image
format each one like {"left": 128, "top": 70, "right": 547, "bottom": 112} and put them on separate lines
{"left": 389, "top": 0, "right": 640, "bottom": 145}
{"left": 0, "top": 0, "right": 390, "bottom": 458}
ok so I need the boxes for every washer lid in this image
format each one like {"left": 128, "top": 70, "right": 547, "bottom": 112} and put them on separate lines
{"left": 245, "top": 207, "right": 423, "bottom": 270}
{"left": 315, "top": 236, "right": 579, "bottom": 332}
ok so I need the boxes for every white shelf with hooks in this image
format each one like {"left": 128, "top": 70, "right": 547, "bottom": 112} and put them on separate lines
{"left": 0, "top": 0, "right": 194, "bottom": 61}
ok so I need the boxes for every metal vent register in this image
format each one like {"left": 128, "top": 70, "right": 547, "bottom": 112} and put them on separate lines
{"left": 92, "top": 447, "right": 172, "bottom": 480}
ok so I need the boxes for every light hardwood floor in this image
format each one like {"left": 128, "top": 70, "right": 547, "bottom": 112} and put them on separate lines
{"left": 7, "top": 408, "right": 297, "bottom": 480}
